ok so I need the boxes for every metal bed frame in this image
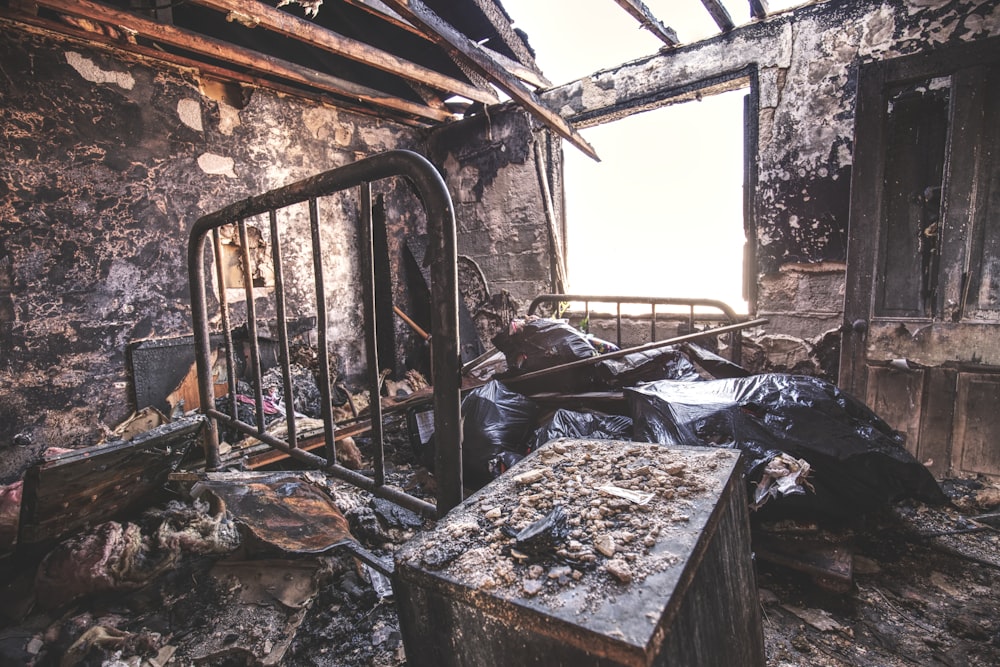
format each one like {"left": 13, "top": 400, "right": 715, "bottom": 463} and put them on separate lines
{"left": 188, "top": 150, "right": 463, "bottom": 518}
{"left": 527, "top": 294, "right": 745, "bottom": 364}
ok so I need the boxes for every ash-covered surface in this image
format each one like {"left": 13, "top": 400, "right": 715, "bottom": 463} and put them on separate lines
{"left": 396, "top": 438, "right": 738, "bottom": 622}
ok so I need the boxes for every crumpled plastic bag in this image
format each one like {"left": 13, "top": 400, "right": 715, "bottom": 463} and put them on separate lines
{"left": 531, "top": 409, "right": 632, "bottom": 451}
{"left": 627, "top": 374, "right": 946, "bottom": 518}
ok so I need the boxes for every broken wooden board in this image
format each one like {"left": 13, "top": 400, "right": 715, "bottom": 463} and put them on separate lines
{"left": 17, "top": 416, "right": 205, "bottom": 549}
{"left": 753, "top": 532, "right": 854, "bottom": 593}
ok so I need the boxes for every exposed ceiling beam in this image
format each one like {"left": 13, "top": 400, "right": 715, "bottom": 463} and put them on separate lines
{"left": 1, "top": 10, "right": 429, "bottom": 126}
{"left": 749, "top": 0, "right": 769, "bottom": 20}
{"left": 700, "top": 0, "right": 735, "bottom": 32}
{"left": 343, "top": 0, "right": 551, "bottom": 89}
{"left": 380, "top": 0, "right": 599, "bottom": 161}
{"left": 34, "top": 0, "right": 454, "bottom": 122}
{"left": 612, "top": 0, "right": 678, "bottom": 47}
{"left": 466, "top": 0, "right": 537, "bottom": 69}
{"left": 188, "top": 0, "right": 498, "bottom": 104}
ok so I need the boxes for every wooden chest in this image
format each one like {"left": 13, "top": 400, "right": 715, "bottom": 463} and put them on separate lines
{"left": 393, "top": 438, "right": 764, "bottom": 666}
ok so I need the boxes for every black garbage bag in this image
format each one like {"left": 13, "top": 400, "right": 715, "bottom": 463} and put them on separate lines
{"left": 492, "top": 318, "right": 599, "bottom": 394}
{"left": 594, "top": 346, "right": 702, "bottom": 389}
{"left": 680, "top": 342, "right": 751, "bottom": 379}
{"left": 531, "top": 409, "right": 633, "bottom": 451}
{"left": 459, "top": 380, "right": 540, "bottom": 490}
{"left": 627, "top": 375, "right": 947, "bottom": 519}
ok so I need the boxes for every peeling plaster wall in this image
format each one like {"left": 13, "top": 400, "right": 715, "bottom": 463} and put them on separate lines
{"left": 0, "top": 29, "right": 423, "bottom": 457}
{"left": 542, "top": 0, "right": 1000, "bottom": 340}
{"left": 427, "top": 108, "right": 558, "bottom": 308}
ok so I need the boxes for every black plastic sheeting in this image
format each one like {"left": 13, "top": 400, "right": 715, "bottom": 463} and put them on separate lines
{"left": 531, "top": 409, "right": 633, "bottom": 452}
{"left": 594, "top": 347, "right": 702, "bottom": 388}
{"left": 627, "top": 375, "right": 947, "bottom": 519}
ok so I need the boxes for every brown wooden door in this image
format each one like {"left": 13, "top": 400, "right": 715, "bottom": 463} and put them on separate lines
{"left": 842, "top": 37, "right": 1000, "bottom": 479}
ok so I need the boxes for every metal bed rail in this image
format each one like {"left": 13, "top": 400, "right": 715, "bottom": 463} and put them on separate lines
{"left": 527, "top": 294, "right": 746, "bottom": 364}
{"left": 188, "top": 150, "right": 463, "bottom": 518}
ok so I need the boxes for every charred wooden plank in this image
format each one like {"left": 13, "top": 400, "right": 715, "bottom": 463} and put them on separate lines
{"left": 17, "top": 417, "right": 204, "bottom": 548}
{"left": 33, "top": 0, "right": 454, "bottom": 122}
{"left": 749, "top": 0, "right": 770, "bottom": 20}
{"left": 344, "top": 0, "right": 551, "bottom": 89}
{"left": 381, "top": 0, "right": 600, "bottom": 161}
{"left": 612, "top": 0, "right": 679, "bottom": 47}
{"left": 700, "top": 0, "right": 735, "bottom": 32}
{"left": 188, "top": 0, "right": 498, "bottom": 104}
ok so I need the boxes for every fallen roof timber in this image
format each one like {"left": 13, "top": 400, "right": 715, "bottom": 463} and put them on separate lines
{"left": 188, "top": 0, "right": 498, "bottom": 105}
{"left": 381, "top": 0, "right": 601, "bottom": 161}
{"left": 33, "top": 0, "right": 455, "bottom": 123}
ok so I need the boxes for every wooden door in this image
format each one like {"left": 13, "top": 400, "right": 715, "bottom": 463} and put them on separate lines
{"left": 842, "top": 37, "right": 1000, "bottom": 479}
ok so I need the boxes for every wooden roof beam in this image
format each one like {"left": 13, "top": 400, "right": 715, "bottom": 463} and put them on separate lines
{"left": 344, "top": 0, "right": 550, "bottom": 89}
{"left": 35, "top": 0, "right": 454, "bottom": 122}
{"left": 380, "top": 0, "right": 599, "bottom": 161}
{"left": 749, "top": 0, "right": 769, "bottom": 20}
{"left": 700, "top": 0, "right": 735, "bottom": 32}
{"left": 612, "top": 0, "right": 678, "bottom": 48}
{"left": 188, "top": 0, "right": 498, "bottom": 104}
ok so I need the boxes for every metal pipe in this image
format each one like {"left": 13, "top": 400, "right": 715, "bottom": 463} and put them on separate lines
{"left": 309, "top": 197, "right": 337, "bottom": 466}
{"left": 502, "top": 318, "right": 768, "bottom": 387}
{"left": 269, "top": 209, "right": 298, "bottom": 448}
{"left": 360, "top": 181, "right": 386, "bottom": 488}
{"left": 238, "top": 218, "right": 266, "bottom": 432}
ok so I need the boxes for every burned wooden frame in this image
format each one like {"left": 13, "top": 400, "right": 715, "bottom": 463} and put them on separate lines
{"left": 188, "top": 150, "right": 463, "bottom": 518}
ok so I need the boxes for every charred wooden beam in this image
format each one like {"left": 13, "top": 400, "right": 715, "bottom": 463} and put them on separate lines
{"left": 701, "top": 0, "right": 735, "bottom": 32}
{"left": 381, "top": 0, "right": 599, "bottom": 161}
{"left": 33, "top": 0, "right": 454, "bottom": 122}
{"left": 612, "top": 0, "right": 679, "bottom": 47}
{"left": 188, "top": 0, "right": 498, "bottom": 104}
{"left": 467, "top": 0, "right": 540, "bottom": 74}
{"left": 749, "top": 0, "right": 770, "bottom": 20}
{"left": 344, "top": 0, "right": 551, "bottom": 89}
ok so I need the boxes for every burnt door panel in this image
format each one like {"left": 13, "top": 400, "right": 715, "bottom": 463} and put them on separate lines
{"left": 875, "top": 80, "right": 949, "bottom": 319}
{"left": 843, "top": 37, "right": 1000, "bottom": 479}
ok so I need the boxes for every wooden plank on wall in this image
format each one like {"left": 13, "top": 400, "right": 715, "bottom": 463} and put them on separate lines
{"left": 188, "top": 0, "right": 498, "bottom": 104}
{"left": 34, "top": 0, "right": 454, "bottom": 122}
{"left": 381, "top": 0, "right": 600, "bottom": 161}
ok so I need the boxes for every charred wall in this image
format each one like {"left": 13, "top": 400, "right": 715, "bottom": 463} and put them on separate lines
{"left": 427, "top": 107, "right": 561, "bottom": 309}
{"left": 542, "top": 0, "right": 1000, "bottom": 341}
{"left": 0, "top": 26, "right": 426, "bottom": 460}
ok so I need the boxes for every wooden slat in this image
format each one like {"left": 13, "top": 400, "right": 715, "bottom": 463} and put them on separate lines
{"left": 188, "top": 0, "right": 498, "bottom": 104}
{"left": 612, "top": 0, "right": 678, "bottom": 47}
{"left": 701, "top": 0, "right": 735, "bottom": 32}
{"left": 749, "top": 0, "right": 769, "bottom": 20}
{"left": 343, "top": 0, "right": 551, "bottom": 89}
{"left": 381, "top": 0, "right": 600, "bottom": 161}
{"left": 34, "top": 0, "right": 454, "bottom": 122}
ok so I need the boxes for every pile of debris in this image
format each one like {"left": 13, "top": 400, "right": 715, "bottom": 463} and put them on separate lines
{"left": 1, "top": 316, "right": 998, "bottom": 665}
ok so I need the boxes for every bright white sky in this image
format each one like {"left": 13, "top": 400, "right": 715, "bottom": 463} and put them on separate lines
{"left": 498, "top": 0, "right": 804, "bottom": 313}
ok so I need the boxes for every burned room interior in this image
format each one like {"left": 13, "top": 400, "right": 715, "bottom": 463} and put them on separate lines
{"left": 1, "top": 0, "right": 999, "bottom": 665}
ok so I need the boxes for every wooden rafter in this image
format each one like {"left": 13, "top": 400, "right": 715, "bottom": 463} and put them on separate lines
{"left": 0, "top": 10, "right": 429, "bottom": 126}
{"left": 380, "top": 0, "right": 599, "bottom": 161}
{"left": 188, "top": 0, "right": 498, "bottom": 104}
{"left": 33, "top": 0, "right": 453, "bottom": 122}
{"left": 749, "top": 0, "right": 770, "bottom": 20}
{"left": 467, "top": 0, "right": 538, "bottom": 72}
{"left": 701, "top": 0, "right": 735, "bottom": 32}
{"left": 612, "top": 0, "right": 679, "bottom": 47}
{"left": 343, "top": 0, "right": 550, "bottom": 89}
